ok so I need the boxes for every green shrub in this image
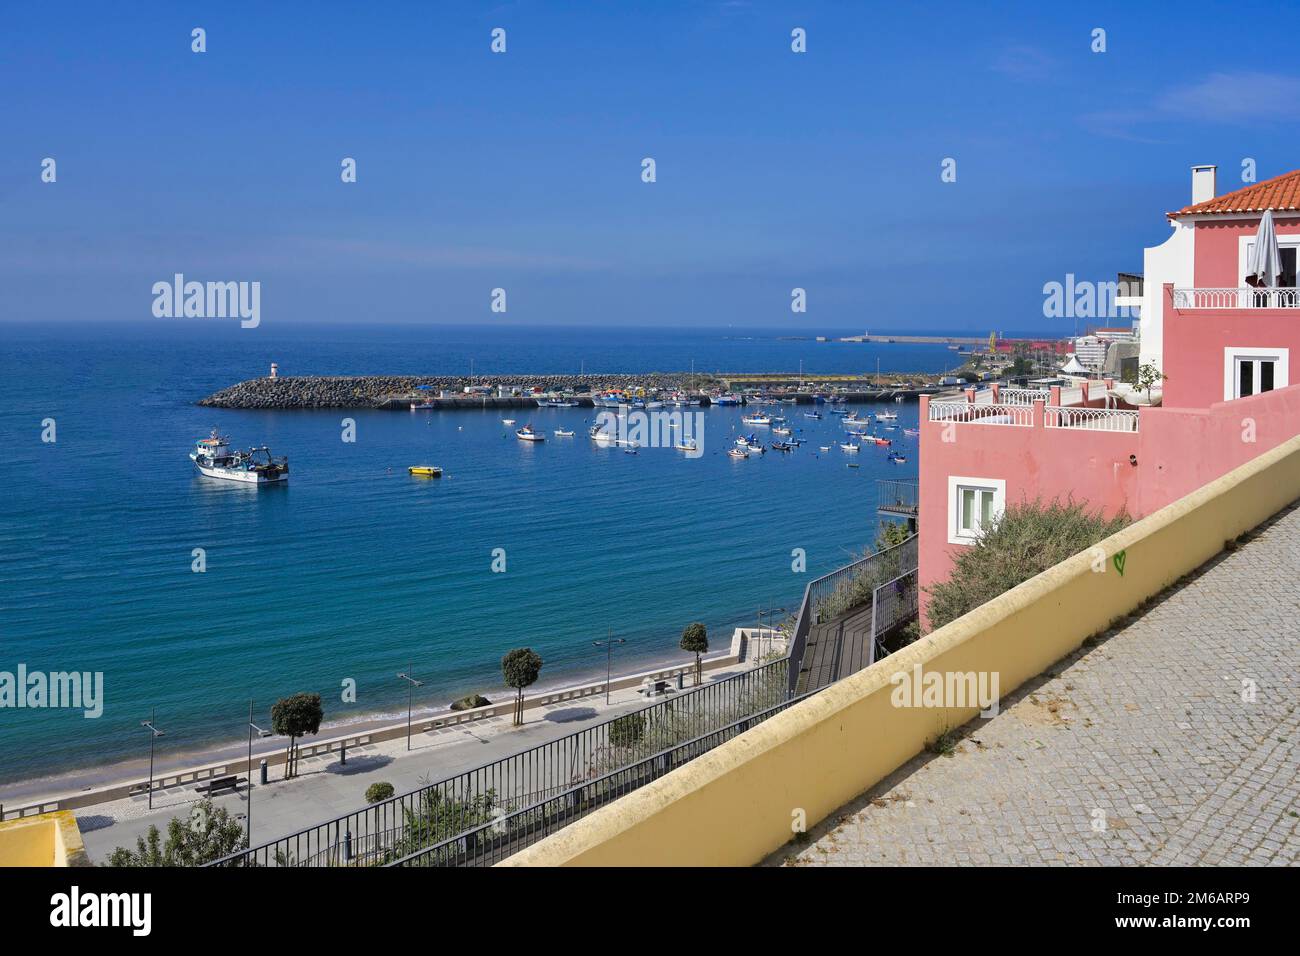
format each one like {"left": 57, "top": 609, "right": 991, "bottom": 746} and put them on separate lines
{"left": 926, "top": 497, "right": 1131, "bottom": 632}
{"left": 365, "top": 782, "right": 395, "bottom": 804}
{"left": 106, "top": 798, "right": 245, "bottom": 867}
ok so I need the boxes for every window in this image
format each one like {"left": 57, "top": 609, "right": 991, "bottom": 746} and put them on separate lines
{"left": 948, "top": 477, "right": 1006, "bottom": 545}
{"left": 1224, "top": 348, "right": 1289, "bottom": 400}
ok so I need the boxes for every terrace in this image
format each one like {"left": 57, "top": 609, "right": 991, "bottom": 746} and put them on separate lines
{"left": 927, "top": 380, "right": 1141, "bottom": 433}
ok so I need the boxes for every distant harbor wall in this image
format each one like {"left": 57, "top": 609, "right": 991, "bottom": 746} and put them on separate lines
{"left": 199, "top": 372, "right": 950, "bottom": 409}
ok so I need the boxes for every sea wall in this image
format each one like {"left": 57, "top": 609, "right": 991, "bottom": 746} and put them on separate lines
{"left": 198, "top": 374, "right": 713, "bottom": 409}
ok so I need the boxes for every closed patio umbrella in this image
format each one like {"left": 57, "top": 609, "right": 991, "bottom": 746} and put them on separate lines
{"left": 1246, "top": 209, "right": 1282, "bottom": 288}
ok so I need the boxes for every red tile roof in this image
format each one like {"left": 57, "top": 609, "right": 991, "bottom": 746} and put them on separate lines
{"left": 1169, "top": 169, "right": 1300, "bottom": 218}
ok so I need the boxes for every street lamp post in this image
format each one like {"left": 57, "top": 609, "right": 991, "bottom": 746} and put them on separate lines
{"left": 592, "top": 631, "right": 626, "bottom": 706}
{"left": 397, "top": 664, "right": 423, "bottom": 751}
{"left": 141, "top": 710, "right": 165, "bottom": 810}
{"left": 246, "top": 700, "right": 272, "bottom": 846}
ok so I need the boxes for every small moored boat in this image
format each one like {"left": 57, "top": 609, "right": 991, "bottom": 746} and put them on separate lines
{"left": 516, "top": 425, "right": 545, "bottom": 442}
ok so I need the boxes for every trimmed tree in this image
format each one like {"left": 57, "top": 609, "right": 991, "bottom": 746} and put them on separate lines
{"left": 680, "top": 622, "right": 708, "bottom": 685}
{"left": 501, "top": 648, "right": 543, "bottom": 726}
{"left": 271, "top": 692, "right": 324, "bottom": 779}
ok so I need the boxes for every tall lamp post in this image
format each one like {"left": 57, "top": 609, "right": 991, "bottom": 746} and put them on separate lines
{"left": 593, "top": 631, "right": 626, "bottom": 706}
{"left": 141, "top": 710, "right": 165, "bottom": 810}
{"left": 397, "top": 664, "right": 423, "bottom": 751}
{"left": 246, "top": 700, "right": 272, "bottom": 846}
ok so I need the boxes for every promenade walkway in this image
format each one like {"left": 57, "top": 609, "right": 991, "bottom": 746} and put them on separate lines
{"left": 778, "top": 504, "right": 1300, "bottom": 867}
{"left": 72, "top": 661, "right": 752, "bottom": 863}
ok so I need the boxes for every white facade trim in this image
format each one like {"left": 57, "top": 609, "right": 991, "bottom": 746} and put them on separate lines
{"left": 947, "top": 476, "right": 1006, "bottom": 545}
{"left": 1223, "top": 346, "right": 1289, "bottom": 401}
{"left": 1141, "top": 219, "right": 1195, "bottom": 373}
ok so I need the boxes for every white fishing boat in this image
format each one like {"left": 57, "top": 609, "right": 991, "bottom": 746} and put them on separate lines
{"left": 875, "top": 411, "right": 899, "bottom": 421}
{"left": 516, "top": 424, "right": 545, "bottom": 442}
{"left": 819, "top": 445, "right": 831, "bottom": 451}
{"left": 840, "top": 442, "right": 860, "bottom": 453}
{"left": 741, "top": 414, "right": 772, "bottom": 426}
{"left": 773, "top": 426, "right": 792, "bottom": 436}
{"left": 728, "top": 448, "right": 749, "bottom": 460}
{"left": 502, "top": 418, "right": 516, "bottom": 425}
{"left": 190, "top": 430, "right": 288, "bottom": 484}
{"left": 674, "top": 439, "right": 698, "bottom": 452}
{"left": 410, "top": 401, "right": 435, "bottom": 410}
{"left": 554, "top": 428, "right": 575, "bottom": 437}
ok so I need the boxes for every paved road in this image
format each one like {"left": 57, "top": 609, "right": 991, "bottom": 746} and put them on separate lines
{"left": 81, "top": 666, "right": 753, "bottom": 863}
{"left": 778, "top": 505, "right": 1300, "bottom": 866}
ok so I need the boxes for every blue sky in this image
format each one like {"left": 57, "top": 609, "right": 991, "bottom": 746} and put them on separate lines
{"left": 4, "top": 0, "right": 1298, "bottom": 331}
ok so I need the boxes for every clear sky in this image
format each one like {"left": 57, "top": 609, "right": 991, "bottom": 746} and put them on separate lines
{"left": 4, "top": 0, "right": 1297, "bottom": 332}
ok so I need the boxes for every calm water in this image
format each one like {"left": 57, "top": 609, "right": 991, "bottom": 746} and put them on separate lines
{"left": 0, "top": 322, "right": 942, "bottom": 783}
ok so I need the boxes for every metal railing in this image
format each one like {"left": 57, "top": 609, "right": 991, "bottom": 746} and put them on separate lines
{"left": 207, "top": 657, "right": 790, "bottom": 867}
{"left": 787, "top": 533, "right": 918, "bottom": 694}
{"left": 1044, "top": 406, "right": 1140, "bottom": 432}
{"left": 386, "top": 693, "right": 812, "bottom": 868}
{"left": 1173, "top": 287, "right": 1300, "bottom": 309}
{"left": 870, "top": 570, "right": 918, "bottom": 660}
{"left": 1000, "top": 388, "right": 1051, "bottom": 405}
{"left": 876, "top": 478, "right": 918, "bottom": 516}
{"left": 928, "top": 401, "right": 1033, "bottom": 426}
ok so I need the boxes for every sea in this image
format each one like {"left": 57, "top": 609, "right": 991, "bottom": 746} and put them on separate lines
{"left": 0, "top": 321, "right": 957, "bottom": 786}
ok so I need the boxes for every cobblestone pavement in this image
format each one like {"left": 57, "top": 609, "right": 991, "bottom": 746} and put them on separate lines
{"left": 780, "top": 505, "right": 1300, "bottom": 867}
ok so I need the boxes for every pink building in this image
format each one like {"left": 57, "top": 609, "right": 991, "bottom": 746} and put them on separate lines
{"left": 917, "top": 166, "right": 1300, "bottom": 624}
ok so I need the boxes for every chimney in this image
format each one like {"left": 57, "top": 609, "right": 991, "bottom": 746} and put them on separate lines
{"left": 1191, "top": 164, "right": 1217, "bottom": 205}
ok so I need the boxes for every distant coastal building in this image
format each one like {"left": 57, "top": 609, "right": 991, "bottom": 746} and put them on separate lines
{"left": 917, "top": 164, "right": 1300, "bottom": 621}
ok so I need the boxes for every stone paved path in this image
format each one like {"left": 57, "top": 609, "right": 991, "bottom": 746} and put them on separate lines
{"left": 779, "top": 505, "right": 1300, "bottom": 867}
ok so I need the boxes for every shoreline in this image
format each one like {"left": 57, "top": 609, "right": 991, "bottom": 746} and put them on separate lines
{"left": 0, "top": 644, "right": 751, "bottom": 811}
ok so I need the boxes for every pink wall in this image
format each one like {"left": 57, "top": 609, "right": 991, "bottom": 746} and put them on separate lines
{"left": 917, "top": 385, "right": 1300, "bottom": 627}
{"left": 1192, "top": 215, "right": 1300, "bottom": 287}
{"left": 1133, "top": 384, "right": 1300, "bottom": 510}
{"left": 1160, "top": 284, "right": 1300, "bottom": 408}
{"left": 917, "top": 396, "right": 1139, "bottom": 622}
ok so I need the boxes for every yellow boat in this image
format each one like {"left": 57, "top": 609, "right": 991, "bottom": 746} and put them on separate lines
{"left": 407, "top": 466, "right": 442, "bottom": 478}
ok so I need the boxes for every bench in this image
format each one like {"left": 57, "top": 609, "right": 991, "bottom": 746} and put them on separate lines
{"left": 193, "top": 775, "right": 246, "bottom": 795}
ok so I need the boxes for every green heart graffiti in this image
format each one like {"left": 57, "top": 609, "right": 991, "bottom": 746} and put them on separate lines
{"left": 1112, "top": 550, "right": 1127, "bottom": 576}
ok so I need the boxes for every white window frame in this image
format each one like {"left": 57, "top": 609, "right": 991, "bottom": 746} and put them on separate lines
{"left": 948, "top": 476, "right": 1006, "bottom": 545}
{"left": 1237, "top": 234, "right": 1300, "bottom": 286}
{"left": 1223, "top": 347, "right": 1289, "bottom": 401}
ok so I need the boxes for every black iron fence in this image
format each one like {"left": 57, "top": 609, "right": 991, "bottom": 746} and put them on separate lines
{"left": 386, "top": 692, "right": 811, "bottom": 867}
{"left": 206, "top": 657, "right": 790, "bottom": 867}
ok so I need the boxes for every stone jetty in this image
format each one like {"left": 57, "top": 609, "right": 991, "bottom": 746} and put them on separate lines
{"left": 198, "top": 373, "right": 714, "bottom": 410}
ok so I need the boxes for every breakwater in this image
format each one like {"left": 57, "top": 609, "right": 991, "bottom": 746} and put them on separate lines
{"left": 198, "top": 373, "right": 710, "bottom": 410}
{"left": 199, "top": 372, "right": 952, "bottom": 409}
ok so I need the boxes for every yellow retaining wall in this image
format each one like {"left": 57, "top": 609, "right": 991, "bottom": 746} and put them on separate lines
{"left": 505, "top": 433, "right": 1300, "bottom": 866}
{"left": 0, "top": 811, "right": 89, "bottom": 867}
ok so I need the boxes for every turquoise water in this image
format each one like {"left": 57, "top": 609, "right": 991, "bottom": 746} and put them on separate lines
{"left": 0, "top": 322, "right": 937, "bottom": 783}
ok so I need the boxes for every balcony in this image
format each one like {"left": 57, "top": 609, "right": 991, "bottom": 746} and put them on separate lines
{"left": 928, "top": 388, "right": 1140, "bottom": 433}
{"left": 1173, "top": 287, "right": 1300, "bottom": 309}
